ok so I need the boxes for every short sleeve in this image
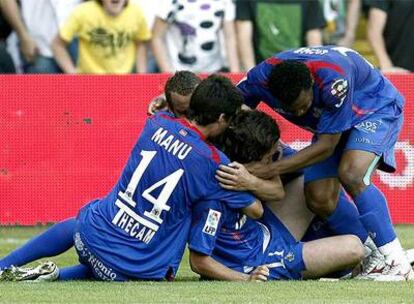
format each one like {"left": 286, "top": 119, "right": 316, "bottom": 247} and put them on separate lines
{"left": 188, "top": 200, "right": 225, "bottom": 256}
{"left": 223, "top": 0, "right": 236, "bottom": 22}
{"left": 235, "top": 0, "right": 253, "bottom": 21}
{"left": 237, "top": 77, "right": 262, "bottom": 109}
{"left": 304, "top": 0, "right": 326, "bottom": 31}
{"left": 59, "top": 5, "right": 83, "bottom": 42}
{"left": 316, "top": 77, "right": 354, "bottom": 134}
{"left": 156, "top": 0, "right": 176, "bottom": 22}
{"left": 364, "top": 0, "right": 390, "bottom": 12}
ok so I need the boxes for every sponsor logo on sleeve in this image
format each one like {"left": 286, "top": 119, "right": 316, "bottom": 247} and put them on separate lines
{"left": 203, "top": 209, "right": 221, "bottom": 236}
{"left": 330, "top": 79, "right": 348, "bottom": 108}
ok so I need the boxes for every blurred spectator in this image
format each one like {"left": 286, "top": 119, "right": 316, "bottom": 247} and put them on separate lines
{"left": 1, "top": 0, "right": 80, "bottom": 73}
{"left": 0, "top": 0, "right": 15, "bottom": 73}
{"left": 52, "top": 0, "right": 150, "bottom": 74}
{"left": 321, "top": 0, "right": 361, "bottom": 47}
{"left": 134, "top": 0, "right": 159, "bottom": 73}
{"left": 235, "top": 0, "right": 326, "bottom": 70}
{"left": 151, "top": 0, "right": 239, "bottom": 73}
{"left": 366, "top": 0, "right": 414, "bottom": 73}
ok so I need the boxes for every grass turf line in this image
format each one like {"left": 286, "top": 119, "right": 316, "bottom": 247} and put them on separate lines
{"left": 0, "top": 225, "right": 413, "bottom": 304}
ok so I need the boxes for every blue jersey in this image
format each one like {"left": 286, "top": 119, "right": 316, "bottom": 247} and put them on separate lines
{"left": 189, "top": 144, "right": 302, "bottom": 275}
{"left": 189, "top": 203, "right": 304, "bottom": 280}
{"left": 76, "top": 112, "right": 256, "bottom": 280}
{"left": 238, "top": 46, "right": 404, "bottom": 134}
{"left": 189, "top": 200, "right": 266, "bottom": 273}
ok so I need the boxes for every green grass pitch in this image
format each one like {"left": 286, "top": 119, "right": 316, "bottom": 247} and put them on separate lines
{"left": 0, "top": 225, "right": 413, "bottom": 304}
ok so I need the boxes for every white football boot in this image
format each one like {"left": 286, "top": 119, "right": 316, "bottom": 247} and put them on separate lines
{"left": 0, "top": 261, "right": 59, "bottom": 282}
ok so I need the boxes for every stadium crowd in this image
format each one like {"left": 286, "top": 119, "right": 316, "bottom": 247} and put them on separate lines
{"left": 0, "top": 0, "right": 413, "bottom": 74}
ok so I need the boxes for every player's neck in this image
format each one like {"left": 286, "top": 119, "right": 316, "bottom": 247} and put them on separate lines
{"left": 185, "top": 119, "right": 217, "bottom": 141}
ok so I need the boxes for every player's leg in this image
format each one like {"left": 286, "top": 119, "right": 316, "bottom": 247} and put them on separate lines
{"left": 0, "top": 218, "right": 76, "bottom": 269}
{"left": 302, "top": 235, "right": 364, "bottom": 279}
{"left": 305, "top": 177, "right": 369, "bottom": 244}
{"left": 338, "top": 110, "right": 413, "bottom": 279}
{"left": 59, "top": 264, "right": 94, "bottom": 280}
{"left": 339, "top": 150, "right": 412, "bottom": 278}
{"left": 0, "top": 263, "right": 93, "bottom": 282}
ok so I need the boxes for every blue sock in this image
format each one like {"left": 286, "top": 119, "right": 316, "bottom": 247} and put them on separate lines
{"left": 326, "top": 190, "right": 368, "bottom": 243}
{"left": 354, "top": 184, "right": 396, "bottom": 247}
{"left": 0, "top": 218, "right": 76, "bottom": 269}
{"left": 59, "top": 264, "right": 93, "bottom": 281}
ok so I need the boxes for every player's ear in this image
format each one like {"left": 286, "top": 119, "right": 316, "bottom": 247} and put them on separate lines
{"left": 218, "top": 113, "right": 227, "bottom": 124}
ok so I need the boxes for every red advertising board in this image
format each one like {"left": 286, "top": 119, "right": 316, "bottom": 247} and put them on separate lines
{"left": 1, "top": 74, "right": 414, "bottom": 225}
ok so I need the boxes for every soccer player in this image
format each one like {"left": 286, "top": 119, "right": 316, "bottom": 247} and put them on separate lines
{"left": 0, "top": 75, "right": 261, "bottom": 282}
{"left": 236, "top": 46, "right": 413, "bottom": 280}
{"left": 147, "top": 71, "right": 201, "bottom": 117}
{"left": 189, "top": 110, "right": 365, "bottom": 281}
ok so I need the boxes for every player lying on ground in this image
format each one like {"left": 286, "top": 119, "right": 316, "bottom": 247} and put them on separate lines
{"left": 189, "top": 110, "right": 366, "bottom": 281}
{"left": 237, "top": 46, "right": 413, "bottom": 280}
{"left": 0, "top": 74, "right": 263, "bottom": 282}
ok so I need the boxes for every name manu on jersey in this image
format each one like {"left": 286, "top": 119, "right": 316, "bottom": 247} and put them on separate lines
{"left": 111, "top": 126, "right": 193, "bottom": 244}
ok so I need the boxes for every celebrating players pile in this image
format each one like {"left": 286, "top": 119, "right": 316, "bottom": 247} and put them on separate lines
{"left": 1, "top": 46, "right": 413, "bottom": 282}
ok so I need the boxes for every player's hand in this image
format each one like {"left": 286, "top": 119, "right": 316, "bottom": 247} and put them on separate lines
{"left": 216, "top": 162, "right": 257, "bottom": 191}
{"left": 248, "top": 265, "right": 269, "bottom": 282}
{"left": 147, "top": 94, "right": 168, "bottom": 116}
{"left": 244, "top": 161, "right": 278, "bottom": 180}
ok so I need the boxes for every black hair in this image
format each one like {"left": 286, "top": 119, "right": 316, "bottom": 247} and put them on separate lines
{"left": 164, "top": 71, "right": 201, "bottom": 108}
{"left": 215, "top": 110, "right": 280, "bottom": 163}
{"left": 268, "top": 60, "right": 312, "bottom": 107}
{"left": 187, "top": 74, "right": 243, "bottom": 126}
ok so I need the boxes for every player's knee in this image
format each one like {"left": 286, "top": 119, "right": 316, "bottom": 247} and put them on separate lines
{"left": 305, "top": 187, "right": 337, "bottom": 217}
{"left": 338, "top": 166, "right": 366, "bottom": 195}
{"left": 344, "top": 235, "right": 365, "bottom": 264}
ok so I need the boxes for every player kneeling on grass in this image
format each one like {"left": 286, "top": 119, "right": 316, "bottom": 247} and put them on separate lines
{"left": 0, "top": 75, "right": 262, "bottom": 282}
{"left": 189, "top": 110, "right": 365, "bottom": 281}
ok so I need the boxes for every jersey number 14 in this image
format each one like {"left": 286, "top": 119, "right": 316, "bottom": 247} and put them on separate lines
{"left": 118, "top": 150, "right": 184, "bottom": 225}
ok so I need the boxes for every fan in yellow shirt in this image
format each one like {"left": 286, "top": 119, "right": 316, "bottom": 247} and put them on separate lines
{"left": 52, "top": 0, "right": 151, "bottom": 74}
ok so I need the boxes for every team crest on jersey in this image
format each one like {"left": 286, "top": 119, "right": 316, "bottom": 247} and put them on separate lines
{"left": 285, "top": 251, "right": 295, "bottom": 263}
{"left": 330, "top": 79, "right": 348, "bottom": 108}
{"left": 203, "top": 209, "right": 221, "bottom": 236}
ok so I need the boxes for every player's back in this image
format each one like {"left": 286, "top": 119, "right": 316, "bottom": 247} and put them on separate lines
{"left": 278, "top": 46, "right": 402, "bottom": 107}
{"left": 77, "top": 112, "right": 252, "bottom": 280}
{"left": 240, "top": 46, "right": 403, "bottom": 132}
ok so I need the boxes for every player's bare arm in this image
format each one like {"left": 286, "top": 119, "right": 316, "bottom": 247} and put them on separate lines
{"left": 242, "top": 199, "right": 264, "bottom": 220}
{"left": 246, "top": 133, "right": 342, "bottom": 179}
{"left": 189, "top": 251, "right": 269, "bottom": 282}
{"left": 216, "top": 162, "right": 285, "bottom": 202}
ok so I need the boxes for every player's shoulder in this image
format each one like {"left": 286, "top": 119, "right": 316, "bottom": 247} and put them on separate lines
{"left": 149, "top": 112, "right": 227, "bottom": 165}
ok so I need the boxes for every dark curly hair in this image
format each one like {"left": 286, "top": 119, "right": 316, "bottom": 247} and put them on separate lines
{"left": 164, "top": 71, "right": 201, "bottom": 108}
{"left": 268, "top": 60, "right": 312, "bottom": 108}
{"left": 187, "top": 74, "right": 243, "bottom": 126}
{"left": 215, "top": 110, "right": 280, "bottom": 163}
